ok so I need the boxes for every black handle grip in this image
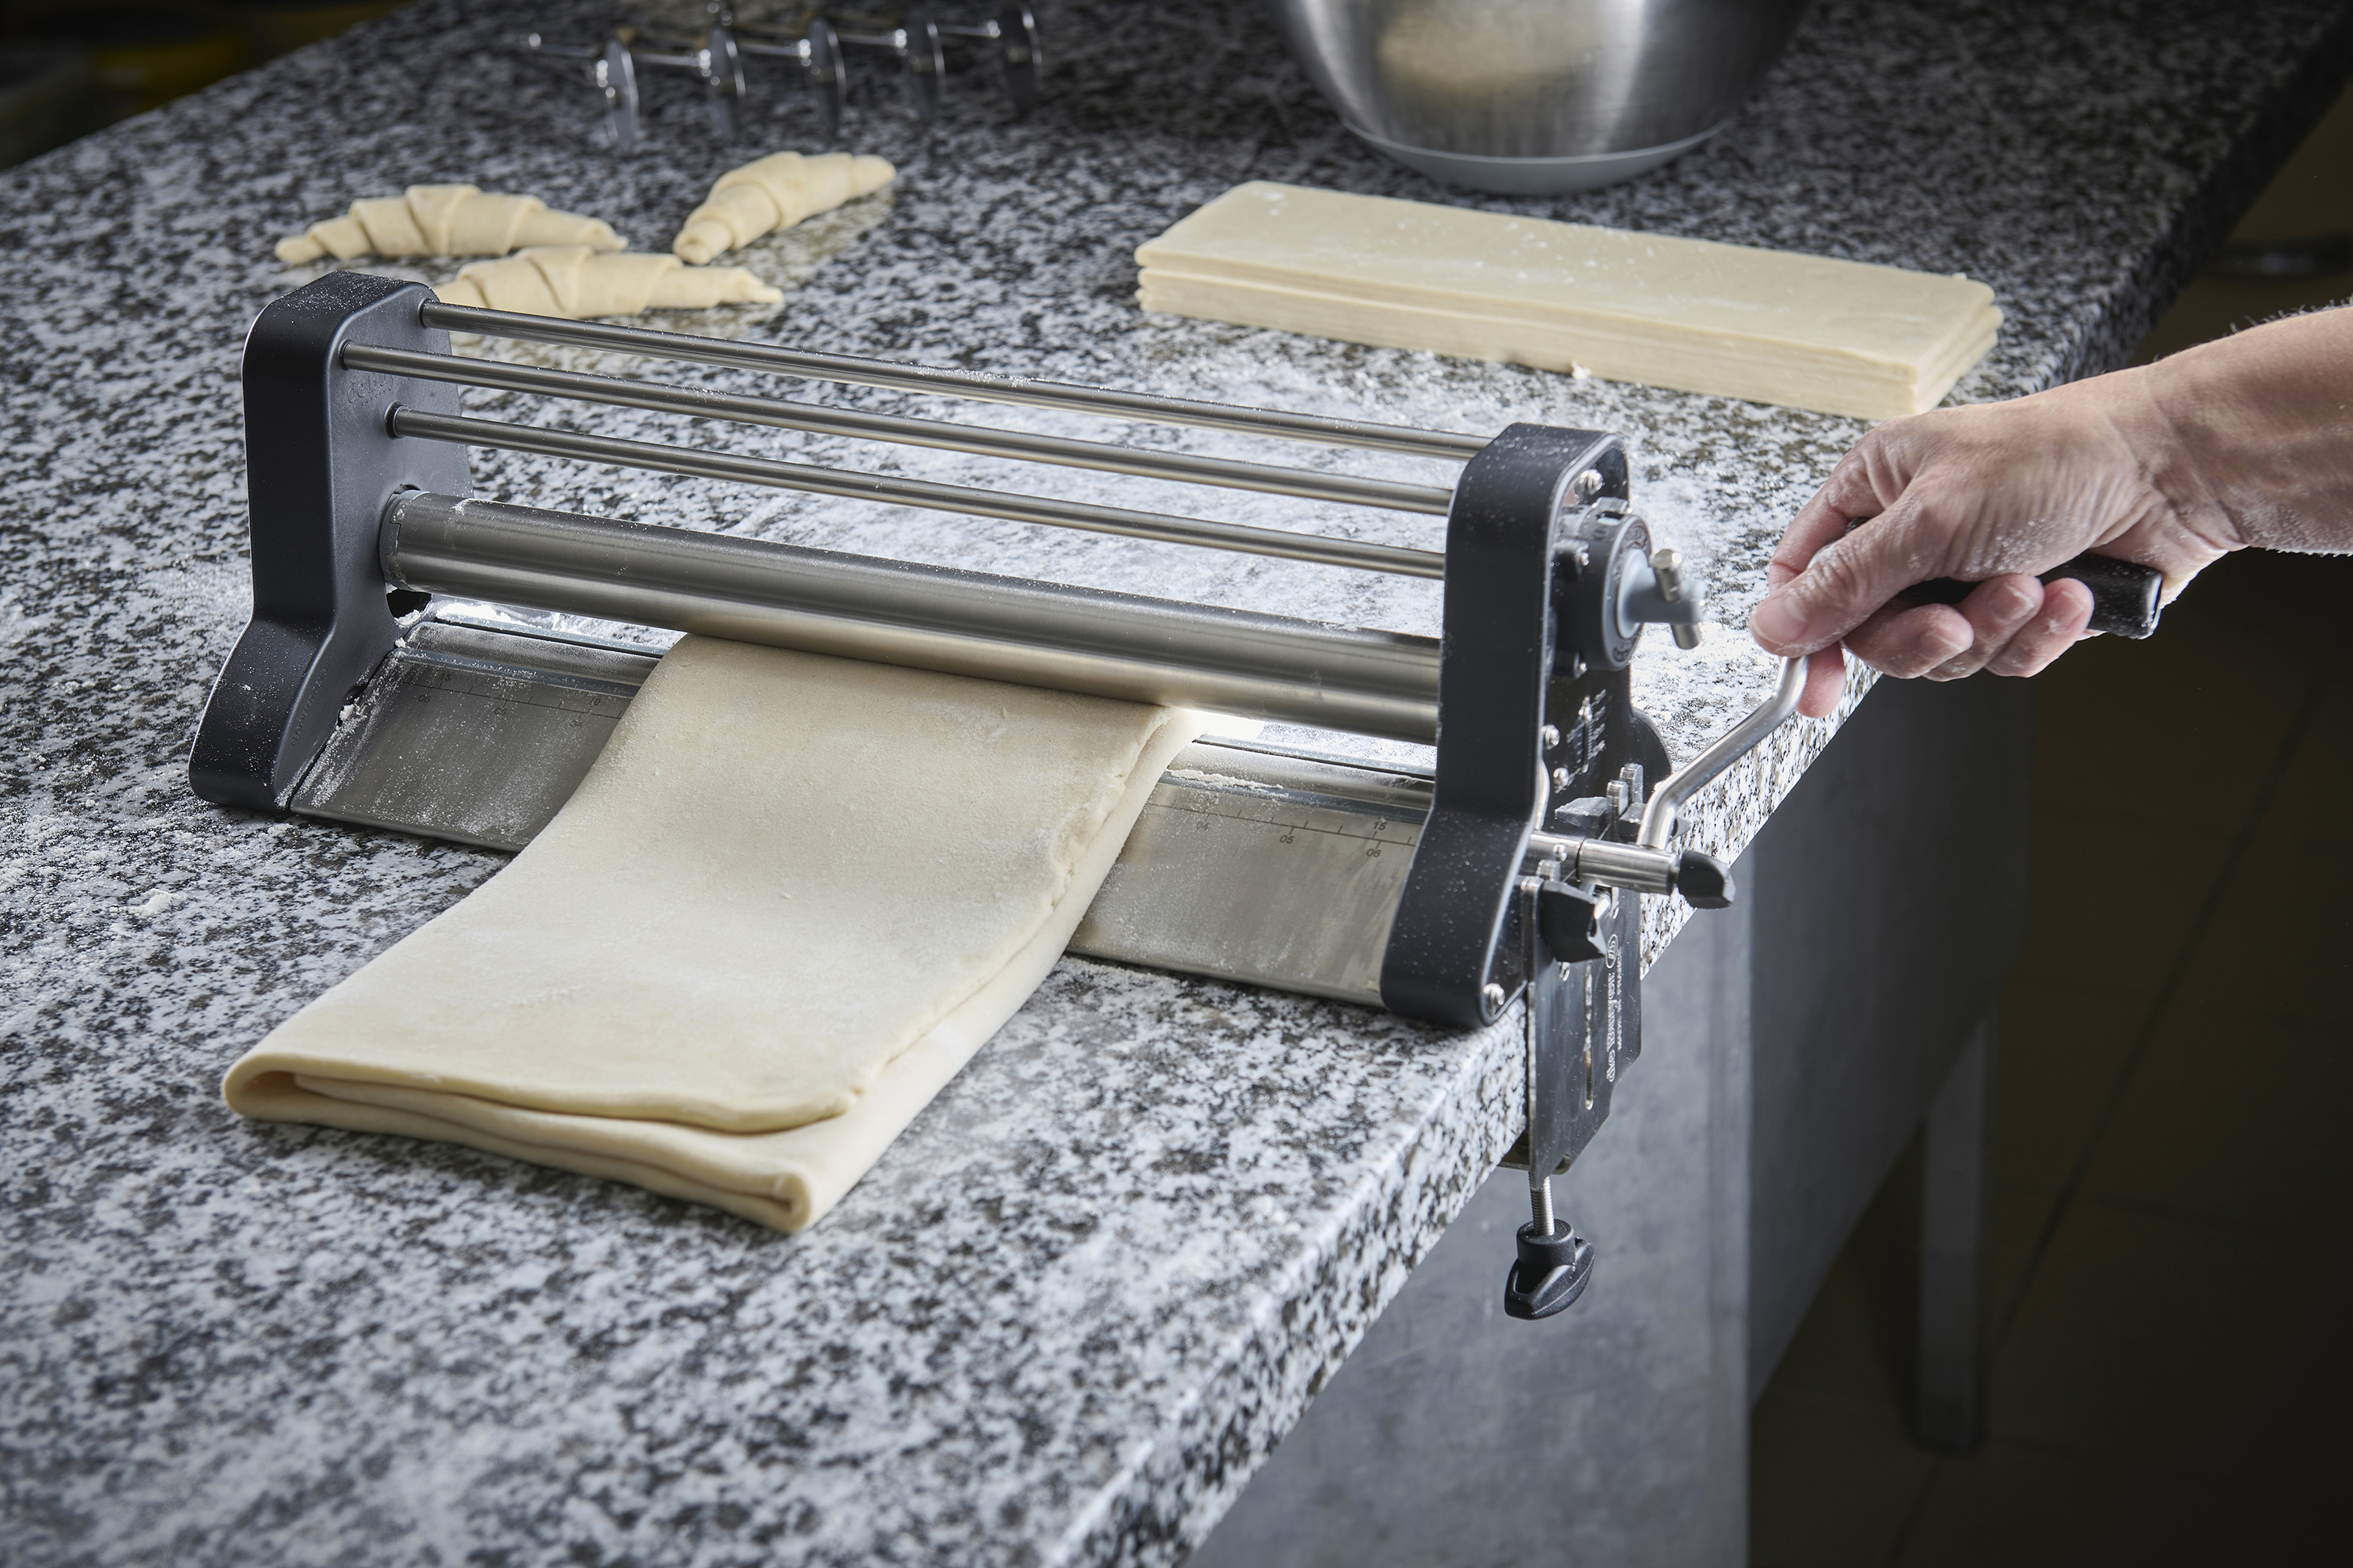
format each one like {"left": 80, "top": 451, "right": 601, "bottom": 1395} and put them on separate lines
{"left": 1905, "top": 552, "right": 2163, "bottom": 640}
{"left": 1844, "top": 518, "right": 2165, "bottom": 640}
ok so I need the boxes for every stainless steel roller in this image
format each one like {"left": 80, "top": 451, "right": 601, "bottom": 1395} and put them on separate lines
{"left": 382, "top": 492, "right": 1444, "bottom": 742}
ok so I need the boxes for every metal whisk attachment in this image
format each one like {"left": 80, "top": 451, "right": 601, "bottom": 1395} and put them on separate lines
{"left": 522, "top": 1, "right": 1040, "bottom": 149}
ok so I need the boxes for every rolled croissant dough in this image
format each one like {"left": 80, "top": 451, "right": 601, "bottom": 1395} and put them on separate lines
{"left": 225, "top": 637, "right": 1207, "bottom": 1232}
{"left": 435, "top": 245, "right": 781, "bottom": 321}
{"left": 1136, "top": 182, "right": 2001, "bottom": 420}
{"left": 672, "top": 150, "right": 896, "bottom": 264}
{"left": 276, "top": 184, "right": 622, "bottom": 265}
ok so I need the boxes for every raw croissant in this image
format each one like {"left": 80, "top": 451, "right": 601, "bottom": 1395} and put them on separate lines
{"left": 671, "top": 150, "right": 895, "bottom": 264}
{"left": 276, "top": 185, "right": 623, "bottom": 265}
{"left": 433, "top": 245, "right": 785, "bottom": 320}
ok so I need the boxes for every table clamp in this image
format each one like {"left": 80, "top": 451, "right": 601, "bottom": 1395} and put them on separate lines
{"left": 192, "top": 272, "right": 1813, "bottom": 1316}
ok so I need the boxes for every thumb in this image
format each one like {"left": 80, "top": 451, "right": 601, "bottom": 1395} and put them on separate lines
{"left": 1748, "top": 503, "right": 1955, "bottom": 655}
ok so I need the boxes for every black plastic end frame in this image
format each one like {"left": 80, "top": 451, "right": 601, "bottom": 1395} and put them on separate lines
{"left": 188, "top": 274, "right": 470, "bottom": 811}
{"left": 1378, "top": 424, "right": 1626, "bottom": 1029}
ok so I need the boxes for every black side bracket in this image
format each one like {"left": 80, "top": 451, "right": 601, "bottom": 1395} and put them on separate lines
{"left": 188, "top": 274, "right": 469, "bottom": 810}
{"left": 1379, "top": 425, "right": 1614, "bottom": 1026}
{"left": 1378, "top": 424, "right": 1659, "bottom": 1027}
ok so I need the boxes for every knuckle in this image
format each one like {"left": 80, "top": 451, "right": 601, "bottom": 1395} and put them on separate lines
{"left": 1797, "top": 539, "right": 1871, "bottom": 606}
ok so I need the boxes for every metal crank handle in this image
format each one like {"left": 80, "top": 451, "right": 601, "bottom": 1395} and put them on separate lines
{"left": 1903, "top": 551, "right": 2163, "bottom": 640}
{"left": 1608, "top": 655, "right": 1809, "bottom": 856}
{"left": 1503, "top": 660, "right": 1807, "bottom": 1324}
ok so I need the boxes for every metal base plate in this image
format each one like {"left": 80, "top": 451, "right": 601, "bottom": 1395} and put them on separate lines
{"left": 290, "top": 619, "right": 656, "bottom": 850}
{"left": 1071, "top": 742, "right": 1428, "bottom": 1003}
{"left": 290, "top": 616, "right": 1435, "bottom": 1004}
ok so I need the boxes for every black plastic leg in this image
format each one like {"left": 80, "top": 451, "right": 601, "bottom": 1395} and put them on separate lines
{"left": 188, "top": 273, "right": 469, "bottom": 810}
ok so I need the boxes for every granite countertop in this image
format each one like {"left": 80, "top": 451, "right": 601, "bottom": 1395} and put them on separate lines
{"left": 5, "top": 0, "right": 2347, "bottom": 1562}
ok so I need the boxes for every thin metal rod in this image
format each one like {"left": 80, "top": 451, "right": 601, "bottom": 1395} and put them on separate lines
{"left": 382, "top": 493, "right": 1442, "bottom": 742}
{"left": 1545, "top": 835, "right": 1676, "bottom": 895}
{"left": 390, "top": 408, "right": 1446, "bottom": 579}
{"left": 416, "top": 300, "right": 1492, "bottom": 461}
{"left": 1637, "top": 655, "right": 1808, "bottom": 849}
{"left": 1531, "top": 1178, "right": 1555, "bottom": 1235}
{"left": 348, "top": 343, "right": 1456, "bottom": 517}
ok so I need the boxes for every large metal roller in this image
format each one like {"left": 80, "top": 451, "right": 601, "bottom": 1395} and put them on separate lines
{"left": 382, "top": 492, "right": 1444, "bottom": 742}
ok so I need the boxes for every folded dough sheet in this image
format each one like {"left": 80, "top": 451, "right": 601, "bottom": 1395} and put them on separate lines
{"left": 1136, "top": 182, "right": 2001, "bottom": 420}
{"left": 226, "top": 637, "right": 1207, "bottom": 1232}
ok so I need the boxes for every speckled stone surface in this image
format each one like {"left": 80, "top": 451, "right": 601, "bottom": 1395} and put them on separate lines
{"left": 4, "top": 1, "right": 2348, "bottom": 1562}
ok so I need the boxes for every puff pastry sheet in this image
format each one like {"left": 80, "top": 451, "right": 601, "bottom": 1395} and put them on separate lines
{"left": 226, "top": 637, "right": 1205, "bottom": 1231}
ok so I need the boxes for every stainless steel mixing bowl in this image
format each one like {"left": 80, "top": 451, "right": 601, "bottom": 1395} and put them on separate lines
{"left": 1264, "top": 0, "right": 1812, "bottom": 193}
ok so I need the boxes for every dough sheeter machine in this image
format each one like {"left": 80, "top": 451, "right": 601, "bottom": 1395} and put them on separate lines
{"left": 190, "top": 274, "right": 2158, "bottom": 1318}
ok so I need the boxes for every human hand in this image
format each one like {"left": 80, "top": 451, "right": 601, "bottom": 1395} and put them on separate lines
{"left": 1747, "top": 371, "right": 2232, "bottom": 716}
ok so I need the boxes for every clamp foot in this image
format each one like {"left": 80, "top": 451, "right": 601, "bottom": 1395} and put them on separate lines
{"left": 1503, "top": 1219, "right": 1595, "bottom": 1320}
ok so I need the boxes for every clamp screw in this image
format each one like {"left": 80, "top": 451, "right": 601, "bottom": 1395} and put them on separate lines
{"left": 1541, "top": 724, "right": 1561, "bottom": 750}
{"left": 1482, "top": 981, "right": 1508, "bottom": 1016}
{"left": 1551, "top": 767, "right": 1571, "bottom": 792}
{"left": 1573, "top": 468, "right": 1604, "bottom": 500}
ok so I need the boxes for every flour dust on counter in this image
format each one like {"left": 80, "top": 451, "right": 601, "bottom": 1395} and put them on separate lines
{"left": 226, "top": 637, "right": 1206, "bottom": 1232}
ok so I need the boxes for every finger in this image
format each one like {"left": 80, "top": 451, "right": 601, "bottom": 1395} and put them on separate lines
{"left": 1842, "top": 598, "right": 1974, "bottom": 678}
{"left": 1924, "top": 574, "right": 2043, "bottom": 681}
{"left": 1984, "top": 578, "right": 2096, "bottom": 677}
{"left": 1797, "top": 647, "right": 1847, "bottom": 719}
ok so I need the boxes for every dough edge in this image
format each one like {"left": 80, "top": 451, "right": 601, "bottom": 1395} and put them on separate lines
{"left": 1140, "top": 270, "right": 2002, "bottom": 420}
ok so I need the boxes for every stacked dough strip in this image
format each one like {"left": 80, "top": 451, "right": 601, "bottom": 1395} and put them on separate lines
{"left": 278, "top": 184, "right": 622, "bottom": 264}
{"left": 224, "top": 640, "right": 1207, "bottom": 1234}
{"left": 1136, "top": 182, "right": 2003, "bottom": 421}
